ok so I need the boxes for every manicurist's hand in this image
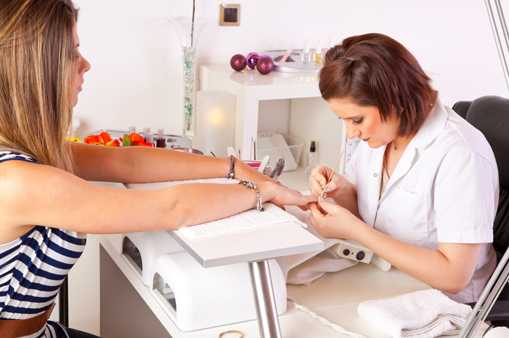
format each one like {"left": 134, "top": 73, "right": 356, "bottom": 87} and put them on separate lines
{"left": 309, "top": 199, "right": 365, "bottom": 239}
{"left": 309, "top": 165, "right": 350, "bottom": 198}
{"left": 259, "top": 181, "right": 316, "bottom": 209}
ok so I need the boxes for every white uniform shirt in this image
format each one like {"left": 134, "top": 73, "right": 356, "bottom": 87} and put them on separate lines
{"left": 346, "top": 99, "right": 499, "bottom": 303}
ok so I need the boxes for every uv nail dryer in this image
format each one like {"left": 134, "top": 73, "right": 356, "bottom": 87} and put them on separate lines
{"left": 121, "top": 231, "right": 184, "bottom": 286}
{"left": 121, "top": 232, "right": 287, "bottom": 331}
{"left": 152, "top": 252, "right": 287, "bottom": 331}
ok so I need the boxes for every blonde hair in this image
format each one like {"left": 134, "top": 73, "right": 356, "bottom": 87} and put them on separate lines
{"left": 0, "top": 0, "right": 78, "bottom": 170}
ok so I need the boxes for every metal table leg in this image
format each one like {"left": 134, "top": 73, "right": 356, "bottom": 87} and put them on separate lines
{"left": 249, "top": 260, "right": 282, "bottom": 338}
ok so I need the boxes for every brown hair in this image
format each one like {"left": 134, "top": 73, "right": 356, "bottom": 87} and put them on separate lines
{"left": 0, "top": 0, "right": 78, "bottom": 170}
{"left": 319, "top": 33, "right": 437, "bottom": 136}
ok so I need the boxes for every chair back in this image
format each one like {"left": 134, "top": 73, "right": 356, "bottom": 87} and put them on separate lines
{"left": 452, "top": 96, "right": 509, "bottom": 259}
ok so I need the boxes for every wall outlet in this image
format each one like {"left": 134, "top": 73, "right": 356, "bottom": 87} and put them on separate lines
{"left": 219, "top": 4, "right": 240, "bottom": 26}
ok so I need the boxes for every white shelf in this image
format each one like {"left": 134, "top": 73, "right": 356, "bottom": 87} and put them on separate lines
{"left": 201, "top": 64, "right": 320, "bottom": 98}
{"left": 200, "top": 64, "right": 322, "bottom": 160}
{"left": 199, "top": 63, "right": 344, "bottom": 176}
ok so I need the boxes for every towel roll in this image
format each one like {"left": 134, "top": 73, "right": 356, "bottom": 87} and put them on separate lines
{"left": 484, "top": 326, "right": 509, "bottom": 338}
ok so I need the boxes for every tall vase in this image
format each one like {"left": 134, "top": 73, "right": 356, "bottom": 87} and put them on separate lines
{"left": 182, "top": 46, "right": 197, "bottom": 138}
{"left": 169, "top": 16, "right": 204, "bottom": 139}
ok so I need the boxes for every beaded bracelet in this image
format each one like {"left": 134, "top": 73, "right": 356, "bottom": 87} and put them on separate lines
{"left": 226, "top": 155, "right": 236, "bottom": 179}
{"left": 238, "top": 179, "right": 264, "bottom": 212}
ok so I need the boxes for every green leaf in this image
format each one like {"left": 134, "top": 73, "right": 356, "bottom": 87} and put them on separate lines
{"left": 122, "top": 134, "right": 131, "bottom": 146}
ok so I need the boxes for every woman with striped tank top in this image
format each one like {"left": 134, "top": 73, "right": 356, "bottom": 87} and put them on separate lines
{"left": 0, "top": 1, "right": 315, "bottom": 337}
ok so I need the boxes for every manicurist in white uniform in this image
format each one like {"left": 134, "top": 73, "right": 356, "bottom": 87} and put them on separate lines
{"left": 309, "top": 33, "right": 499, "bottom": 303}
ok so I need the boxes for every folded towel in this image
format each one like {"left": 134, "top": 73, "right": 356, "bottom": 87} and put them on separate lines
{"left": 286, "top": 249, "right": 358, "bottom": 284}
{"left": 484, "top": 327, "right": 509, "bottom": 338}
{"left": 275, "top": 206, "right": 357, "bottom": 284}
{"left": 357, "top": 289, "right": 472, "bottom": 338}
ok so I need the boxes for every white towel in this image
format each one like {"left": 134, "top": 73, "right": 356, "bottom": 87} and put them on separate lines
{"left": 285, "top": 248, "right": 358, "bottom": 284}
{"left": 484, "top": 326, "right": 509, "bottom": 338}
{"left": 357, "top": 289, "right": 472, "bottom": 338}
{"left": 275, "top": 206, "right": 357, "bottom": 284}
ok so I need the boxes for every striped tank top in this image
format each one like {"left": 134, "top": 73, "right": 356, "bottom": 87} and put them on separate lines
{"left": 0, "top": 151, "right": 86, "bottom": 338}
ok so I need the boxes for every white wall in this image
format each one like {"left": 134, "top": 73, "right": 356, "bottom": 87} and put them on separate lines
{"left": 69, "top": 0, "right": 509, "bottom": 335}
{"left": 74, "top": 0, "right": 508, "bottom": 136}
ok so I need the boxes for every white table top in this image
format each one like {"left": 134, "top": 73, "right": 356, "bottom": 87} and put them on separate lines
{"left": 125, "top": 181, "right": 324, "bottom": 267}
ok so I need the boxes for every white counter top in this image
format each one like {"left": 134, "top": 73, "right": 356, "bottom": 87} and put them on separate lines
{"left": 99, "top": 234, "right": 433, "bottom": 338}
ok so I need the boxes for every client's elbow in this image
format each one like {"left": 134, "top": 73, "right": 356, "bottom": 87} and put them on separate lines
{"left": 438, "top": 275, "right": 471, "bottom": 295}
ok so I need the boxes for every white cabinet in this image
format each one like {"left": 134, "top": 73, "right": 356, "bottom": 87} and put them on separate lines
{"left": 199, "top": 64, "right": 345, "bottom": 191}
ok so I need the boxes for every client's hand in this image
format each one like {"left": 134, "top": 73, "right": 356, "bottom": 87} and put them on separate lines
{"left": 260, "top": 181, "right": 316, "bottom": 209}
{"left": 309, "top": 199, "right": 364, "bottom": 239}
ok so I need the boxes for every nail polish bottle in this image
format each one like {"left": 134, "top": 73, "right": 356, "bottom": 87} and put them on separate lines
{"left": 305, "top": 140, "right": 318, "bottom": 177}
{"left": 155, "top": 129, "right": 167, "bottom": 148}
{"left": 142, "top": 127, "right": 153, "bottom": 145}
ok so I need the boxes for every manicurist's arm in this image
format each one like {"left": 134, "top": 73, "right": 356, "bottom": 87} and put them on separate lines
{"left": 309, "top": 201, "right": 481, "bottom": 293}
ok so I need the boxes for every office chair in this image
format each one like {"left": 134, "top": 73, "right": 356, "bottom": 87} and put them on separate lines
{"left": 452, "top": 96, "right": 509, "bottom": 328}
{"left": 59, "top": 278, "right": 69, "bottom": 326}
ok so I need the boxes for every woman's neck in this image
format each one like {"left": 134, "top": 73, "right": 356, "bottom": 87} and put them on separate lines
{"left": 391, "top": 134, "right": 413, "bottom": 152}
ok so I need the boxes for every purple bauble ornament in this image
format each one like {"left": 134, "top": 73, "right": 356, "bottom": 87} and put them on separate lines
{"left": 230, "top": 54, "right": 247, "bottom": 72}
{"left": 256, "top": 56, "right": 274, "bottom": 75}
{"left": 246, "top": 52, "right": 260, "bottom": 70}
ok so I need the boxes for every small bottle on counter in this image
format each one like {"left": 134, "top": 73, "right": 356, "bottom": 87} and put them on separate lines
{"left": 305, "top": 140, "right": 318, "bottom": 177}
{"left": 310, "top": 47, "right": 320, "bottom": 65}
{"left": 142, "top": 127, "right": 153, "bottom": 145}
{"left": 155, "top": 128, "right": 166, "bottom": 148}
{"left": 301, "top": 47, "right": 311, "bottom": 64}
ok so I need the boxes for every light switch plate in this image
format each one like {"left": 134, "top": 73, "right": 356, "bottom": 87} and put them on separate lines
{"left": 219, "top": 4, "right": 240, "bottom": 26}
